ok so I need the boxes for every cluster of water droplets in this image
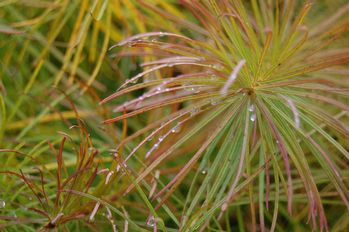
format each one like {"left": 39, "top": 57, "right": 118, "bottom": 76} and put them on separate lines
{"left": 155, "top": 84, "right": 170, "bottom": 93}
{"left": 249, "top": 104, "right": 256, "bottom": 122}
{"left": 119, "top": 64, "right": 170, "bottom": 90}
{"left": 145, "top": 122, "right": 182, "bottom": 158}
{"left": 114, "top": 84, "right": 172, "bottom": 112}
{"left": 113, "top": 31, "right": 188, "bottom": 49}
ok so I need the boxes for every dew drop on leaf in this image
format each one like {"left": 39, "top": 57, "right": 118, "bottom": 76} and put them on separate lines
{"left": 250, "top": 114, "right": 256, "bottom": 122}
{"left": 11, "top": 212, "right": 17, "bottom": 218}
{"left": 190, "top": 107, "right": 200, "bottom": 116}
{"left": 0, "top": 200, "right": 5, "bottom": 208}
{"left": 171, "top": 124, "right": 181, "bottom": 133}
{"left": 210, "top": 98, "right": 220, "bottom": 106}
{"left": 159, "top": 136, "right": 165, "bottom": 142}
{"left": 184, "top": 83, "right": 194, "bottom": 92}
{"left": 248, "top": 104, "right": 255, "bottom": 112}
{"left": 210, "top": 74, "right": 218, "bottom": 81}
{"left": 156, "top": 85, "right": 163, "bottom": 92}
{"left": 147, "top": 216, "right": 155, "bottom": 227}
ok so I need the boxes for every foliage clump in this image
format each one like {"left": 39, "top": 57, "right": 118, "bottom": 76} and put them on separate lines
{"left": 1, "top": 0, "right": 349, "bottom": 231}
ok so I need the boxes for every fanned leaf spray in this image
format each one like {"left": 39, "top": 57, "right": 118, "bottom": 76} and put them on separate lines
{"left": 103, "top": 1, "right": 349, "bottom": 231}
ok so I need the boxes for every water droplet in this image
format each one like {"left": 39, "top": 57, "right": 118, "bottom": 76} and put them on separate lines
{"left": 158, "top": 136, "right": 165, "bottom": 142}
{"left": 184, "top": 83, "right": 194, "bottom": 92}
{"left": 210, "top": 74, "right": 218, "bottom": 81}
{"left": 156, "top": 85, "right": 164, "bottom": 92}
{"left": 276, "top": 140, "right": 279, "bottom": 144}
{"left": 190, "top": 107, "right": 200, "bottom": 116}
{"left": 250, "top": 114, "right": 256, "bottom": 122}
{"left": 185, "top": 86, "right": 200, "bottom": 93}
{"left": 210, "top": 98, "right": 220, "bottom": 106}
{"left": 201, "top": 170, "right": 207, "bottom": 175}
{"left": 193, "top": 87, "right": 201, "bottom": 93}
{"left": 0, "top": 200, "right": 5, "bottom": 208}
{"left": 212, "top": 64, "right": 224, "bottom": 71}
{"left": 248, "top": 104, "right": 255, "bottom": 112}
{"left": 171, "top": 124, "right": 181, "bottom": 133}
{"left": 153, "top": 143, "right": 160, "bottom": 149}
{"left": 130, "top": 79, "right": 137, "bottom": 84}
{"left": 151, "top": 39, "right": 157, "bottom": 42}
{"left": 159, "top": 32, "right": 165, "bottom": 37}
{"left": 127, "top": 41, "right": 135, "bottom": 47}
{"left": 147, "top": 216, "right": 155, "bottom": 227}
